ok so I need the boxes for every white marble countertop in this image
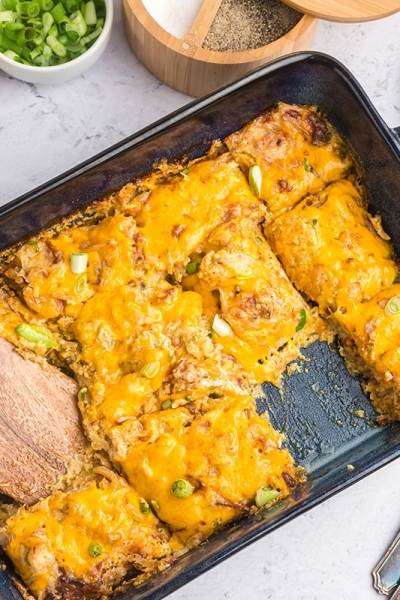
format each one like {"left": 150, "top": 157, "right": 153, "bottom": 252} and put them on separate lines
{"left": 2, "top": 3, "right": 400, "bottom": 600}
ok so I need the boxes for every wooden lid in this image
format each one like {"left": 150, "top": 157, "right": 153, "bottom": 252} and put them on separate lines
{"left": 281, "top": 0, "right": 400, "bottom": 22}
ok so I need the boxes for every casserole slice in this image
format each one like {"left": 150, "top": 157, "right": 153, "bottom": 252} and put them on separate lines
{"left": 224, "top": 102, "right": 356, "bottom": 219}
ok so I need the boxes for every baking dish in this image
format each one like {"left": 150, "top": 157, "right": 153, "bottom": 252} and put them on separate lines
{"left": 1, "top": 51, "right": 400, "bottom": 600}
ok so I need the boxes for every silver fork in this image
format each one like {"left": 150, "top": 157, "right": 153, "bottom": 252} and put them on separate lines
{"left": 373, "top": 531, "right": 400, "bottom": 597}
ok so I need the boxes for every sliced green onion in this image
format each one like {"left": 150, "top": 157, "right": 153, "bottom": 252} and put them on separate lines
{"left": 139, "top": 501, "right": 151, "bottom": 514}
{"left": 64, "top": 22, "right": 79, "bottom": 40}
{"left": 0, "top": 10, "right": 15, "bottom": 21}
{"left": 0, "top": 32, "right": 23, "bottom": 54}
{"left": 15, "top": 323, "right": 58, "bottom": 348}
{"left": 385, "top": 295, "right": 400, "bottom": 316}
{"left": 303, "top": 157, "right": 312, "bottom": 172}
{"left": 140, "top": 361, "right": 160, "bottom": 379}
{"left": 79, "top": 387, "right": 87, "bottom": 403}
{"left": 171, "top": 479, "right": 195, "bottom": 498}
{"left": 46, "top": 33, "right": 66, "bottom": 56}
{"left": 248, "top": 165, "right": 262, "bottom": 197}
{"left": 209, "top": 392, "right": 220, "bottom": 399}
{"left": 39, "top": 0, "right": 54, "bottom": 11}
{"left": 70, "top": 252, "right": 88, "bottom": 274}
{"left": 212, "top": 314, "right": 232, "bottom": 338}
{"left": 81, "top": 24, "right": 101, "bottom": 44}
{"left": 255, "top": 236, "right": 263, "bottom": 244}
{"left": 88, "top": 542, "right": 102, "bottom": 557}
{"left": 161, "top": 399, "right": 172, "bottom": 410}
{"left": 3, "top": 49, "right": 23, "bottom": 61}
{"left": 19, "top": 1, "right": 40, "bottom": 17}
{"left": 150, "top": 499, "right": 160, "bottom": 512}
{"left": 295, "top": 308, "right": 307, "bottom": 332}
{"left": 23, "top": 240, "right": 40, "bottom": 252}
{"left": 69, "top": 9, "right": 87, "bottom": 35}
{"left": 186, "top": 261, "right": 199, "bottom": 275}
{"left": 74, "top": 274, "right": 87, "bottom": 294}
{"left": 0, "top": 0, "right": 105, "bottom": 65}
{"left": 65, "top": 0, "right": 77, "bottom": 12}
{"left": 50, "top": 1, "right": 65, "bottom": 22}
{"left": 84, "top": 0, "right": 96, "bottom": 25}
{"left": 255, "top": 486, "right": 280, "bottom": 508}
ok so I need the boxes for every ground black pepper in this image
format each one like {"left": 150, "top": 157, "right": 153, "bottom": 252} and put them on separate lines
{"left": 202, "top": 0, "right": 303, "bottom": 53}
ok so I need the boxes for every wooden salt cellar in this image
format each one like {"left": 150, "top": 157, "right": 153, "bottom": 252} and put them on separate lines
{"left": 122, "top": 0, "right": 400, "bottom": 98}
{"left": 122, "top": 0, "right": 316, "bottom": 97}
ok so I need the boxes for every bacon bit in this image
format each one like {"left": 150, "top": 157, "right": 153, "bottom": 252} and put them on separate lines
{"left": 364, "top": 319, "right": 376, "bottom": 335}
{"left": 282, "top": 472, "right": 296, "bottom": 488}
{"left": 286, "top": 109, "right": 301, "bottom": 120}
{"left": 278, "top": 179, "right": 288, "bottom": 190}
{"left": 172, "top": 224, "right": 186, "bottom": 239}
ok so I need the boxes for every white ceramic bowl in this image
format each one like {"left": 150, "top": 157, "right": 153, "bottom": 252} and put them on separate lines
{"left": 0, "top": 0, "right": 113, "bottom": 84}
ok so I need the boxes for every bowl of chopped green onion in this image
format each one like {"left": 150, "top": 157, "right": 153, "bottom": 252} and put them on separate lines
{"left": 0, "top": 0, "right": 113, "bottom": 83}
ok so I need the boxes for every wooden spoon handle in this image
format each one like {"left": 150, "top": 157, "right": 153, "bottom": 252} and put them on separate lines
{"left": 0, "top": 338, "right": 86, "bottom": 504}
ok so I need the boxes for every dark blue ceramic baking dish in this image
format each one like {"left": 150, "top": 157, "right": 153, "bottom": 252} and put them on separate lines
{"left": 1, "top": 52, "right": 400, "bottom": 600}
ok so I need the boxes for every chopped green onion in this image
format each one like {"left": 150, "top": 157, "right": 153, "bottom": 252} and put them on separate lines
{"left": 150, "top": 499, "right": 160, "bottom": 512}
{"left": 161, "top": 399, "right": 172, "bottom": 410}
{"left": 39, "top": 0, "right": 54, "bottom": 11}
{"left": 212, "top": 314, "right": 232, "bottom": 338}
{"left": 50, "top": 1, "right": 65, "bottom": 22}
{"left": 88, "top": 542, "right": 102, "bottom": 557}
{"left": 303, "top": 158, "right": 312, "bottom": 172}
{"left": 255, "top": 236, "right": 263, "bottom": 244}
{"left": 385, "top": 295, "right": 400, "bottom": 316}
{"left": 69, "top": 9, "right": 87, "bottom": 35}
{"left": 84, "top": 0, "right": 96, "bottom": 25}
{"left": 15, "top": 323, "right": 58, "bottom": 348}
{"left": 255, "top": 486, "right": 280, "bottom": 508}
{"left": 139, "top": 501, "right": 151, "bottom": 514}
{"left": 180, "top": 168, "right": 190, "bottom": 178}
{"left": 0, "top": 10, "right": 15, "bottom": 21}
{"left": 23, "top": 240, "right": 40, "bottom": 252}
{"left": 79, "top": 387, "right": 87, "bottom": 403}
{"left": 46, "top": 33, "right": 66, "bottom": 56}
{"left": 0, "top": 32, "right": 23, "bottom": 54}
{"left": 65, "top": 0, "right": 77, "bottom": 12}
{"left": 74, "top": 274, "right": 87, "bottom": 294}
{"left": 209, "top": 392, "right": 220, "bottom": 399}
{"left": 295, "top": 308, "right": 307, "bottom": 332}
{"left": 171, "top": 479, "right": 195, "bottom": 498}
{"left": 64, "top": 22, "right": 79, "bottom": 40}
{"left": 248, "top": 165, "right": 262, "bottom": 197}
{"left": 140, "top": 361, "right": 160, "bottom": 379}
{"left": 186, "top": 261, "right": 199, "bottom": 275}
{"left": 70, "top": 252, "right": 88, "bottom": 274}
{"left": 3, "top": 49, "right": 23, "bottom": 61}
{"left": 393, "top": 273, "right": 400, "bottom": 284}
{"left": 0, "top": 0, "right": 105, "bottom": 65}
{"left": 185, "top": 395, "right": 192, "bottom": 402}
{"left": 19, "top": 1, "right": 40, "bottom": 17}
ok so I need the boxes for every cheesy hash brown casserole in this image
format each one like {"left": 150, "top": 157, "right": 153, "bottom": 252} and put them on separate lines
{"left": 0, "top": 102, "right": 399, "bottom": 599}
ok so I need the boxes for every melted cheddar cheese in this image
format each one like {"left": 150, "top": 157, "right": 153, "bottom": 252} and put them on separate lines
{"left": 225, "top": 103, "right": 355, "bottom": 218}
{"left": 120, "top": 394, "right": 295, "bottom": 546}
{"left": 267, "top": 180, "right": 396, "bottom": 314}
{"left": 4, "top": 101, "right": 398, "bottom": 600}
{"left": 4, "top": 472, "right": 172, "bottom": 600}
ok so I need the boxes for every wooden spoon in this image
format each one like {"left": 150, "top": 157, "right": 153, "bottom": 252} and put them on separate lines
{"left": 0, "top": 338, "right": 86, "bottom": 505}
